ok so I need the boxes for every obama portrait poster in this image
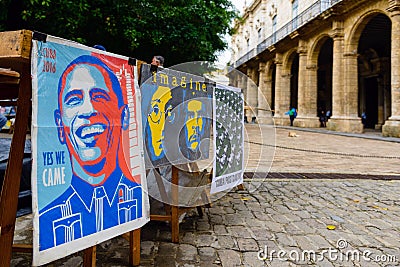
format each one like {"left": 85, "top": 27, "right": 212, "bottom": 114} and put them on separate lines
{"left": 31, "top": 34, "right": 149, "bottom": 265}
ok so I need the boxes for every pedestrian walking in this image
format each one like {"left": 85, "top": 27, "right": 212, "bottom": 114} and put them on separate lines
{"left": 319, "top": 110, "right": 326, "bottom": 127}
{"left": 361, "top": 111, "right": 367, "bottom": 127}
{"left": 285, "top": 107, "right": 297, "bottom": 126}
{"left": 326, "top": 110, "right": 331, "bottom": 121}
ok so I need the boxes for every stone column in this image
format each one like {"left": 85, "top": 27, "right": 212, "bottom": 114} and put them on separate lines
{"left": 296, "top": 43, "right": 307, "bottom": 116}
{"left": 306, "top": 63, "right": 320, "bottom": 125}
{"left": 240, "top": 73, "right": 247, "bottom": 100}
{"left": 294, "top": 40, "right": 319, "bottom": 127}
{"left": 327, "top": 21, "right": 363, "bottom": 133}
{"left": 376, "top": 76, "right": 384, "bottom": 130}
{"left": 328, "top": 22, "right": 344, "bottom": 123}
{"left": 344, "top": 51, "right": 363, "bottom": 131}
{"left": 257, "top": 62, "right": 273, "bottom": 124}
{"left": 383, "top": 2, "right": 400, "bottom": 137}
{"left": 227, "top": 71, "right": 236, "bottom": 88}
{"left": 384, "top": 69, "right": 391, "bottom": 123}
{"left": 265, "top": 78, "right": 273, "bottom": 109}
{"left": 246, "top": 67, "right": 258, "bottom": 122}
{"left": 229, "top": 72, "right": 239, "bottom": 88}
{"left": 281, "top": 73, "right": 292, "bottom": 126}
{"left": 273, "top": 53, "right": 288, "bottom": 125}
{"left": 238, "top": 73, "right": 248, "bottom": 122}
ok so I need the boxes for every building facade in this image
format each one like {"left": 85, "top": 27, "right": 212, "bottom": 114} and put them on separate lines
{"left": 230, "top": 0, "right": 400, "bottom": 137}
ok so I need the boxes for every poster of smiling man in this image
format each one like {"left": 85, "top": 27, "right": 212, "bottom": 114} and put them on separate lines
{"left": 140, "top": 67, "right": 213, "bottom": 168}
{"left": 30, "top": 34, "right": 149, "bottom": 265}
{"left": 211, "top": 84, "right": 244, "bottom": 194}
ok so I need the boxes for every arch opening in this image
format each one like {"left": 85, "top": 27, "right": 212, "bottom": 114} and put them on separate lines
{"left": 357, "top": 13, "right": 391, "bottom": 130}
{"left": 290, "top": 54, "right": 299, "bottom": 109}
{"left": 317, "top": 38, "right": 333, "bottom": 120}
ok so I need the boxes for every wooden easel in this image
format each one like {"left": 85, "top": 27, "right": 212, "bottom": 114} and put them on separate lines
{"left": 0, "top": 30, "right": 33, "bottom": 267}
{"left": 0, "top": 30, "right": 141, "bottom": 267}
{"left": 149, "top": 163, "right": 211, "bottom": 243}
{"left": 148, "top": 165, "right": 180, "bottom": 243}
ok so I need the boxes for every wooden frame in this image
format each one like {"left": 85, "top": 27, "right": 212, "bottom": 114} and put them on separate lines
{"left": 0, "top": 30, "right": 32, "bottom": 267}
{"left": 149, "top": 164, "right": 211, "bottom": 243}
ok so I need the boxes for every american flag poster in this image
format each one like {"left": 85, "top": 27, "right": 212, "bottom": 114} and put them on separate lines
{"left": 211, "top": 84, "right": 244, "bottom": 194}
{"left": 30, "top": 33, "right": 149, "bottom": 265}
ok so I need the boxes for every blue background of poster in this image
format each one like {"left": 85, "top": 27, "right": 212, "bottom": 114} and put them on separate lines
{"left": 35, "top": 42, "right": 84, "bottom": 209}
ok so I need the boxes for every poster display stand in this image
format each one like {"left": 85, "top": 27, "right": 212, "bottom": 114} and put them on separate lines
{"left": 0, "top": 30, "right": 244, "bottom": 266}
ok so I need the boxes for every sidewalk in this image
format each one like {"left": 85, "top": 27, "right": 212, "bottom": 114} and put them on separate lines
{"left": 276, "top": 125, "right": 400, "bottom": 143}
{"left": 244, "top": 124, "right": 400, "bottom": 176}
{"left": 11, "top": 125, "right": 400, "bottom": 266}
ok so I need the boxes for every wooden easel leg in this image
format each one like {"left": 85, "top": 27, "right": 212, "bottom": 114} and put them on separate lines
{"left": 200, "top": 188, "right": 212, "bottom": 208}
{"left": 171, "top": 166, "right": 179, "bottom": 243}
{"left": 171, "top": 205, "right": 179, "bottom": 243}
{"left": 153, "top": 168, "right": 171, "bottom": 213}
{"left": 12, "top": 243, "right": 33, "bottom": 253}
{"left": 83, "top": 246, "right": 96, "bottom": 267}
{"left": 196, "top": 206, "right": 204, "bottom": 218}
{"left": 0, "top": 64, "right": 31, "bottom": 267}
{"left": 237, "top": 184, "right": 245, "bottom": 190}
{"left": 129, "top": 229, "right": 141, "bottom": 266}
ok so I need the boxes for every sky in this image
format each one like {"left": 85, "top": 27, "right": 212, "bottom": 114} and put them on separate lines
{"left": 216, "top": 0, "right": 248, "bottom": 66}
{"left": 231, "top": 0, "right": 246, "bottom": 11}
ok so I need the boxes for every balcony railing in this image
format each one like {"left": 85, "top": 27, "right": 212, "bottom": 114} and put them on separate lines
{"left": 235, "top": 48, "right": 256, "bottom": 67}
{"left": 234, "top": 0, "right": 343, "bottom": 67}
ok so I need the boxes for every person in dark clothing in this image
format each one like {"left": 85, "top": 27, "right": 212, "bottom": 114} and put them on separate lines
{"left": 319, "top": 110, "right": 327, "bottom": 127}
{"left": 151, "top": 55, "right": 164, "bottom": 67}
{"left": 285, "top": 107, "right": 297, "bottom": 126}
{"left": 361, "top": 111, "right": 367, "bottom": 127}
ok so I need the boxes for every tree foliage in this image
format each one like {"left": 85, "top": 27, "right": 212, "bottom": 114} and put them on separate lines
{"left": 0, "top": 0, "right": 238, "bottom": 66}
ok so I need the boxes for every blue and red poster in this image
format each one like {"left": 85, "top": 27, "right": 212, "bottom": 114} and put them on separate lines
{"left": 31, "top": 34, "right": 149, "bottom": 265}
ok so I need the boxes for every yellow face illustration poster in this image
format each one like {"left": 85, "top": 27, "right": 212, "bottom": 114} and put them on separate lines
{"left": 140, "top": 66, "right": 213, "bottom": 168}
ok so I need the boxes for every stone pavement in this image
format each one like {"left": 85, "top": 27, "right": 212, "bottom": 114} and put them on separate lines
{"left": 244, "top": 124, "right": 400, "bottom": 176}
{"left": 10, "top": 125, "right": 400, "bottom": 266}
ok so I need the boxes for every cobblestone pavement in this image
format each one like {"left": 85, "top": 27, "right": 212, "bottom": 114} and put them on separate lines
{"left": 10, "top": 125, "right": 400, "bottom": 266}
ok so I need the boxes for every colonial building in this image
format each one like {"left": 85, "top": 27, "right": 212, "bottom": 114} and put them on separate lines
{"left": 229, "top": 0, "right": 400, "bottom": 137}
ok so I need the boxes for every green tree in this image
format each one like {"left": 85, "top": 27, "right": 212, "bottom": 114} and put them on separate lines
{"left": 0, "top": 0, "right": 237, "bottom": 66}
